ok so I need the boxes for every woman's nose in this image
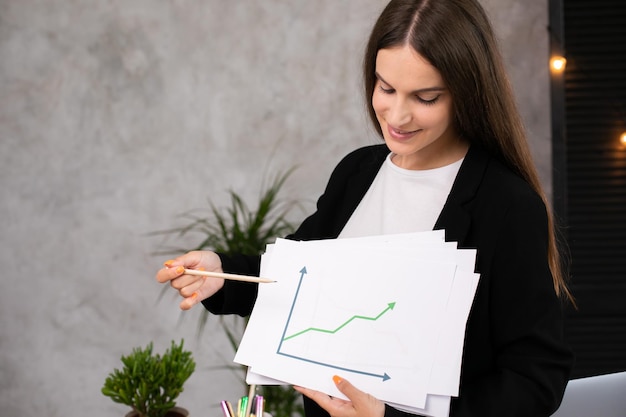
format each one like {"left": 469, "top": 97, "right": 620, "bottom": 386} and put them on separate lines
{"left": 387, "top": 98, "right": 412, "bottom": 127}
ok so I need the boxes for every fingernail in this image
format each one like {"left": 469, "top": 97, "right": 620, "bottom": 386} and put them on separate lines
{"left": 175, "top": 266, "right": 185, "bottom": 274}
{"left": 332, "top": 375, "right": 342, "bottom": 385}
{"left": 164, "top": 260, "right": 175, "bottom": 267}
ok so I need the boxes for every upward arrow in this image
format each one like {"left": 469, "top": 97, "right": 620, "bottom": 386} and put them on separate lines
{"left": 283, "top": 302, "right": 397, "bottom": 341}
{"left": 276, "top": 266, "right": 308, "bottom": 353}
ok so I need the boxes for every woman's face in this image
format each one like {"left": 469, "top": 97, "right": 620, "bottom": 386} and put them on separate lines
{"left": 372, "top": 45, "right": 464, "bottom": 170}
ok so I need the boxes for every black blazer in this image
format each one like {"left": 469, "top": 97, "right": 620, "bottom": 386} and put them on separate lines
{"left": 204, "top": 144, "right": 573, "bottom": 417}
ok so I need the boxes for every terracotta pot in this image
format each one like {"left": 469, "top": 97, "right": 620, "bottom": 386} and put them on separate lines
{"left": 125, "top": 406, "right": 189, "bottom": 417}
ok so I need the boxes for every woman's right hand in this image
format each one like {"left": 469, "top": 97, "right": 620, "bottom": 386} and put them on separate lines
{"left": 155, "top": 250, "right": 225, "bottom": 311}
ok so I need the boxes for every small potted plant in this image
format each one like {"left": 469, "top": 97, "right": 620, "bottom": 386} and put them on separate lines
{"left": 102, "top": 339, "right": 196, "bottom": 417}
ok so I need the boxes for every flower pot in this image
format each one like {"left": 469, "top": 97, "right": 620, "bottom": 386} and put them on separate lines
{"left": 124, "top": 406, "right": 189, "bottom": 417}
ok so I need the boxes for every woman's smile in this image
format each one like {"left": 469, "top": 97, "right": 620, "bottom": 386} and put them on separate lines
{"left": 387, "top": 124, "right": 421, "bottom": 140}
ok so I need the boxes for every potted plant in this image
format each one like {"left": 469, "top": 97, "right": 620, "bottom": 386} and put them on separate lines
{"left": 152, "top": 169, "right": 305, "bottom": 417}
{"left": 102, "top": 339, "right": 196, "bottom": 417}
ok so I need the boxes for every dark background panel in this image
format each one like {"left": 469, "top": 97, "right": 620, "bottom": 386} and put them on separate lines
{"left": 552, "top": 0, "right": 626, "bottom": 379}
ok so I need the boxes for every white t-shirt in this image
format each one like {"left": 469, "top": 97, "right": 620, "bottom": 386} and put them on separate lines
{"left": 339, "top": 153, "right": 463, "bottom": 238}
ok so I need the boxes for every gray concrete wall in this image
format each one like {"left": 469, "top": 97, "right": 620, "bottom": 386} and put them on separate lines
{"left": 0, "top": 1, "right": 551, "bottom": 416}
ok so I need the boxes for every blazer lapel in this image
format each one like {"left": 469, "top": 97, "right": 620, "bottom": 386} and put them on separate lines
{"left": 434, "top": 145, "right": 490, "bottom": 245}
{"left": 329, "top": 145, "right": 388, "bottom": 237}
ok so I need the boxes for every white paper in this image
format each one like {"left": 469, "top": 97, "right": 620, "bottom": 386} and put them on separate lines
{"left": 234, "top": 231, "right": 479, "bottom": 416}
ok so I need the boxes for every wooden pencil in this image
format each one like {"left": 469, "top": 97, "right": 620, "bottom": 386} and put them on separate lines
{"left": 183, "top": 269, "right": 276, "bottom": 283}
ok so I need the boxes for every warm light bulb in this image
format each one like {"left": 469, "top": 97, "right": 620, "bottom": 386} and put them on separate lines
{"left": 621, "top": 132, "right": 626, "bottom": 146}
{"left": 550, "top": 56, "right": 567, "bottom": 73}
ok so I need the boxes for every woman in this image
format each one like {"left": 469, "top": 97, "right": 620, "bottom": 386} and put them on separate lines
{"left": 157, "top": 0, "right": 574, "bottom": 415}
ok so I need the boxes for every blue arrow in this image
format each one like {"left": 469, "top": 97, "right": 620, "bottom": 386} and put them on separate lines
{"left": 276, "top": 266, "right": 307, "bottom": 353}
{"left": 277, "top": 351, "right": 391, "bottom": 381}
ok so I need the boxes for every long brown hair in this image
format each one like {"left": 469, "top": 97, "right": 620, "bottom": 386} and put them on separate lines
{"left": 363, "top": 0, "right": 574, "bottom": 303}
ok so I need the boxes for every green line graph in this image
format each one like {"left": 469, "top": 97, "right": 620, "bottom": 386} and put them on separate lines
{"left": 282, "top": 302, "right": 396, "bottom": 341}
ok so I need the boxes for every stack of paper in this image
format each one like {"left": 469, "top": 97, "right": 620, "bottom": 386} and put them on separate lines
{"left": 234, "top": 231, "right": 479, "bottom": 417}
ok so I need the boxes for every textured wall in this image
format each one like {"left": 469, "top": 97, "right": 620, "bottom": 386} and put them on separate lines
{"left": 0, "top": 1, "right": 550, "bottom": 416}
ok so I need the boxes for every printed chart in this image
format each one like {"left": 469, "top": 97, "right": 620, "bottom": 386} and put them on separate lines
{"left": 276, "top": 266, "right": 396, "bottom": 381}
{"left": 234, "top": 233, "right": 479, "bottom": 417}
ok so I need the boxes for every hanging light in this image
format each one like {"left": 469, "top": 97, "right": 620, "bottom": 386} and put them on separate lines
{"left": 550, "top": 56, "right": 567, "bottom": 73}
{"left": 620, "top": 131, "right": 626, "bottom": 146}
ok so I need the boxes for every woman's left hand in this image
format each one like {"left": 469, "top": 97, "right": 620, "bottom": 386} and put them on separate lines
{"left": 294, "top": 375, "right": 385, "bottom": 417}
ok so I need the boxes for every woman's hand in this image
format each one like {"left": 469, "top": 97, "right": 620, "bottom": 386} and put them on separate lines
{"left": 155, "top": 251, "right": 225, "bottom": 310}
{"left": 294, "top": 375, "right": 385, "bottom": 417}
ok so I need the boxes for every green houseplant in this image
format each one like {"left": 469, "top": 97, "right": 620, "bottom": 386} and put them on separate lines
{"left": 102, "top": 339, "right": 196, "bottom": 417}
{"left": 153, "top": 169, "right": 305, "bottom": 417}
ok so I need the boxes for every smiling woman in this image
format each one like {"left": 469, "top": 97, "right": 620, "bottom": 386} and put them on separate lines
{"left": 155, "top": 1, "right": 573, "bottom": 417}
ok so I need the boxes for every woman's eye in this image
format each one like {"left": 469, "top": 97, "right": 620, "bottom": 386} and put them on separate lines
{"left": 416, "top": 95, "right": 440, "bottom": 105}
{"left": 378, "top": 83, "right": 394, "bottom": 94}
